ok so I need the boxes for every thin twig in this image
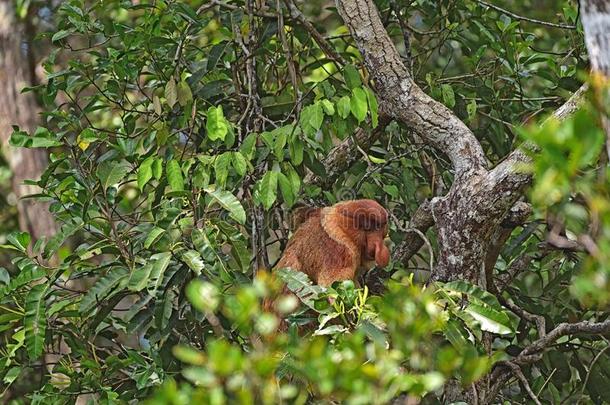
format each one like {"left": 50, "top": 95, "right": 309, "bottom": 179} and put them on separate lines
{"left": 477, "top": 0, "right": 576, "bottom": 30}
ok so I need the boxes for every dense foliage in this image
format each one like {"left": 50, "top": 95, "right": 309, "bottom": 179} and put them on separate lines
{"left": 1, "top": 0, "right": 608, "bottom": 403}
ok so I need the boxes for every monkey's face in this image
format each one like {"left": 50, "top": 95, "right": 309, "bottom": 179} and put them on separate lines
{"left": 338, "top": 200, "right": 391, "bottom": 269}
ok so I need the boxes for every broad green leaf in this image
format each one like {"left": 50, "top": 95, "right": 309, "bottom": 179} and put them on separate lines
{"left": 80, "top": 268, "right": 129, "bottom": 314}
{"left": 0, "top": 261, "right": 45, "bottom": 300}
{"left": 138, "top": 157, "right": 154, "bottom": 191}
{"left": 278, "top": 172, "right": 296, "bottom": 207}
{"left": 165, "top": 77, "right": 177, "bottom": 108}
{"left": 177, "top": 81, "right": 193, "bottom": 106}
{"left": 442, "top": 280, "right": 503, "bottom": 310}
{"left": 51, "top": 29, "right": 73, "bottom": 42}
{"left": 3, "top": 367, "right": 20, "bottom": 385}
{"left": 186, "top": 280, "right": 220, "bottom": 313}
{"left": 10, "top": 127, "right": 62, "bottom": 148}
{"left": 206, "top": 106, "right": 228, "bottom": 141}
{"left": 255, "top": 171, "right": 278, "bottom": 210}
{"left": 182, "top": 250, "right": 205, "bottom": 275}
{"left": 467, "top": 99, "right": 477, "bottom": 121}
{"left": 273, "top": 129, "right": 288, "bottom": 161}
{"left": 205, "top": 188, "right": 246, "bottom": 224}
{"left": 152, "top": 95, "right": 162, "bottom": 115}
{"left": 365, "top": 87, "right": 379, "bottom": 128}
{"left": 337, "top": 95, "right": 351, "bottom": 119}
{"left": 152, "top": 158, "right": 163, "bottom": 180}
{"left": 7, "top": 231, "right": 30, "bottom": 253}
{"left": 128, "top": 263, "right": 154, "bottom": 292}
{"left": 231, "top": 152, "right": 248, "bottom": 177}
{"left": 350, "top": 88, "right": 368, "bottom": 123}
{"left": 166, "top": 159, "right": 184, "bottom": 192}
{"left": 441, "top": 84, "right": 456, "bottom": 108}
{"left": 289, "top": 136, "right": 304, "bottom": 165}
{"left": 0, "top": 267, "right": 9, "bottom": 285}
{"left": 96, "top": 161, "right": 130, "bottom": 190}
{"left": 240, "top": 133, "right": 257, "bottom": 160}
{"left": 464, "top": 303, "right": 514, "bottom": 335}
{"left": 147, "top": 252, "right": 172, "bottom": 296}
{"left": 144, "top": 227, "right": 165, "bottom": 249}
{"left": 24, "top": 283, "right": 49, "bottom": 360}
{"left": 320, "top": 99, "right": 335, "bottom": 116}
{"left": 44, "top": 218, "right": 83, "bottom": 257}
{"left": 343, "top": 64, "right": 362, "bottom": 89}
{"left": 275, "top": 268, "right": 324, "bottom": 310}
{"left": 214, "top": 152, "right": 231, "bottom": 187}
{"left": 310, "top": 102, "right": 324, "bottom": 130}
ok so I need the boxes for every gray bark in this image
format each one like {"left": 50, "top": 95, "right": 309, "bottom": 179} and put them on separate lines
{"left": 333, "top": 0, "right": 591, "bottom": 402}
{"left": 580, "top": 0, "right": 610, "bottom": 159}
{"left": 0, "top": 0, "right": 56, "bottom": 241}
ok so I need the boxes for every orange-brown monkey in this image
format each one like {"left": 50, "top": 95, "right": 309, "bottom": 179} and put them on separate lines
{"left": 276, "top": 199, "right": 390, "bottom": 286}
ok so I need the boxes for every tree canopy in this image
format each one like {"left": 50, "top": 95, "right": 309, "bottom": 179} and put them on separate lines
{"left": 0, "top": 0, "right": 609, "bottom": 404}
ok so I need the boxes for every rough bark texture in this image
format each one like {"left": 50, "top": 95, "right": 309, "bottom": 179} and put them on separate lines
{"left": 0, "top": 1, "right": 56, "bottom": 240}
{"left": 580, "top": 0, "right": 610, "bottom": 158}
{"left": 335, "top": 0, "right": 530, "bottom": 285}
{"left": 332, "top": 0, "right": 592, "bottom": 402}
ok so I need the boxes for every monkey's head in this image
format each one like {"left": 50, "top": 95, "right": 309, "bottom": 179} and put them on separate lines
{"left": 335, "top": 199, "right": 390, "bottom": 268}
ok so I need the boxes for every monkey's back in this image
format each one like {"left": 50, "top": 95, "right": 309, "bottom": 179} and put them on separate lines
{"left": 276, "top": 212, "right": 354, "bottom": 285}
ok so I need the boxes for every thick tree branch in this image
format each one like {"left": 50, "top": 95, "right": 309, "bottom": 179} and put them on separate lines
{"left": 580, "top": 0, "right": 610, "bottom": 160}
{"left": 335, "top": 0, "right": 487, "bottom": 176}
{"left": 284, "top": 0, "right": 346, "bottom": 65}
{"left": 305, "top": 115, "right": 390, "bottom": 187}
{"left": 488, "top": 318, "right": 610, "bottom": 400}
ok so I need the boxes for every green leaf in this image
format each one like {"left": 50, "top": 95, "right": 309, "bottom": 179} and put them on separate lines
{"left": 177, "top": 81, "right": 193, "bottom": 106}
{"left": 272, "top": 126, "right": 291, "bottom": 161}
{"left": 231, "top": 152, "right": 248, "bottom": 177}
{"left": 80, "top": 268, "right": 129, "bottom": 314}
{"left": 182, "top": 250, "right": 205, "bottom": 275}
{"left": 138, "top": 157, "right": 154, "bottom": 191}
{"left": 24, "top": 283, "right": 49, "bottom": 360}
{"left": 337, "top": 95, "right": 351, "bottom": 119}
{"left": 441, "top": 84, "right": 456, "bottom": 108}
{"left": 152, "top": 158, "right": 163, "bottom": 180}
{"left": 320, "top": 99, "right": 335, "bottom": 116}
{"left": 205, "top": 188, "right": 246, "bottom": 224}
{"left": 255, "top": 171, "right": 278, "bottom": 210}
{"left": 467, "top": 99, "right": 477, "bottom": 122}
{"left": 278, "top": 172, "right": 296, "bottom": 207}
{"left": 275, "top": 268, "right": 324, "bottom": 310}
{"left": 0, "top": 267, "right": 9, "bottom": 285}
{"left": 240, "top": 133, "right": 257, "bottom": 160}
{"left": 165, "top": 77, "right": 178, "bottom": 108}
{"left": 365, "top": 87, "right": 379, "bottom": 128}
{"left": 350, "top": 88, "right": 368, "bottom": 123}
{"left": 144, "top": 227, "right": 165, "bottom": 249}
{"left": 186, "top": 280, "right": 220, "bottom": 313}
{"left": 343, "top": 64, "right": 362, "bottom": 89}
{"left": 147, "top": 252, "right": 172, "bottom": 296}
{"left": 7, "top": 231, "right": 30, "bottom": 253}
{"left": 309, "top": 103, "right": 324, "bottom": 131}
{"left": 442, "top": 280, "right": 503, "bottom": 310}
{"left": 51, "top": 29, "right": 73, "bottom": 42}
{"left": 463, "top": 303, "right": 514, "bottom": 335}
{"left": 166, "top": 159, "right": 184, "bottom": 192}
{"left": 96, "top": 161, "right": 130, "bottom": 190}
{"left": 206, "top": 106, "right": 228, "bottom": 141}
{"left": 128, "top": 263, "right": 154, "bottom": 292}
{"left": 10, "top": 127, "right": 62, "bottom": 148}
{"left": 214, "top": 152, "right": 231, "bottom": 187}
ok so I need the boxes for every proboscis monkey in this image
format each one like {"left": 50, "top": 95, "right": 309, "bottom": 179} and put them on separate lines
{"left": 276, "top": 199, "right": 390, "bottom": 286}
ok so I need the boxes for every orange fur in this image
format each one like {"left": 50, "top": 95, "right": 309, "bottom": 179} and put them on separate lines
{"left": 276, "top": 199, "right": 390, "bottom": 286}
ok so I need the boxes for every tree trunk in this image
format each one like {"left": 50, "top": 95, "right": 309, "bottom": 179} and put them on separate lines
{"left": 0, "top": 0, "right": 56, "bottom": 241}
{"left": 580, "top": 0, "right": 610, "bottom": 159}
